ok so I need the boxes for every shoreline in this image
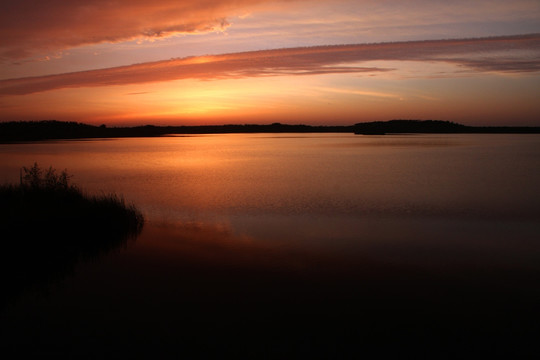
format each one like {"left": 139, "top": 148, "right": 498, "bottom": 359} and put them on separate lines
{"left": 1, "top": 120, "right": 540, "bottom": 142}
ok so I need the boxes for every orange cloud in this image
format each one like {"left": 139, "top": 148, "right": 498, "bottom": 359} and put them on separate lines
{"left": 0, "top": 0, "right": 296, "bottom": 60}
{"left": 1, "top": 34, "right": 539, "bottom": 96}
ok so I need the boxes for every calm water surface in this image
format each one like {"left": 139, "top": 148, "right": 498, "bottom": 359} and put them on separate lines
{"left": 1, "top": 133, "right": 539, "bottom": 357}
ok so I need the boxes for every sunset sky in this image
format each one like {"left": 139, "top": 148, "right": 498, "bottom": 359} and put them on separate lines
{"left": 1, "top": 0, "right": 539, "bottom": 126}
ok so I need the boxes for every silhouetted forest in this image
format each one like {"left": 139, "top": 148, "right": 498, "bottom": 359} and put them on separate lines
{"left": 1, "top": 119, "right": 538, "bottom": 142}
{"left": 0, "top": 120, "right": 352, "bottom": 142}
{"left": 354, "top": 119, "right": 540, "bottom": 134}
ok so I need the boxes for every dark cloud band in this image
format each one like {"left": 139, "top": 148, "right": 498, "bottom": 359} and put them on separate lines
{"left": 1, "top": 34, "right": 539, "bottom": 96}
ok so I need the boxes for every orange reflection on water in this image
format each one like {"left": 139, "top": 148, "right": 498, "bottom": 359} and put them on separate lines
{"left": 132, "top": 221, "right": 324, "bottom": 274}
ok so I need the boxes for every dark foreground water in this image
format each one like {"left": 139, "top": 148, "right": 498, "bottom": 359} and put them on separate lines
{"left": 1, "top": 134, "right": 539, "bottom": 358}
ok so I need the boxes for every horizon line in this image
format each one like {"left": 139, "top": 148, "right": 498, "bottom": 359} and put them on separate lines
{"left": 3, "top": 119, "right": 540, "bottom": 129}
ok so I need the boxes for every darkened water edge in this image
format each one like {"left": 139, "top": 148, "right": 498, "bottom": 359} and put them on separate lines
{"left": 2, "top": 219, "right": 539, "bottom": 358}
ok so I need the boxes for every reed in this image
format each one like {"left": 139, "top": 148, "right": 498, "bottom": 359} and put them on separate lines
{"left": 1, "top": 163, "right": 144, "bottom": 240}
{"left": 0, "top": 163, "right": 144, "bottom": 306}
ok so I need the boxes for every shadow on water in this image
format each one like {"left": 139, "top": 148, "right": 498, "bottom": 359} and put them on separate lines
{"left": 2, "top": 219, "right": 537, "bottom": 358}
{"left": 130, "top": 222, "right": 539, "bottom": 358}
{"left": 0, "top": 164, "right": 144, "bottom": 309}
{"left": 1, "top": 164, "right": 538, "bottom": 358}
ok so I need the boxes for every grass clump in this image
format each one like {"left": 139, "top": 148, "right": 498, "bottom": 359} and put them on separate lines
{"left": 0, "top": 163, "right": 144, "bottom": 306}
{"left": 1, "top": 163, "right": 144, "bottom": 241}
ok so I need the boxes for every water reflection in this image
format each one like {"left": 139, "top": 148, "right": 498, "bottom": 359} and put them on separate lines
{"left": 2, "top": 219, "right": 539, "bottom": 357}
{"left": 0, "top": 213, "right": 142, "bottom": 309}
{"left": 1, "top": 134, "right": 539, "bottom": 357}
{"left": 320, "top": 134, "right": 461, "bottom": 148}
{"left": 1, "top": 134, "right": 539, "bottom": 223}
{"left": 99, "top": 219, "right": 540, "bottom": 314}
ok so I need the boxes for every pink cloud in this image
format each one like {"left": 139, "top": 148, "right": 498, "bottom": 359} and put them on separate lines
{"left": 0, "top": 0, "right": 287, "bottom": 60}
{"left": 1, "top": 34, "right": 539, "bottom": 96}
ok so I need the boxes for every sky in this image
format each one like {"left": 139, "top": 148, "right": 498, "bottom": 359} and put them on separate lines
{"left": 1, "top": 0, "right": 540, "bottom": 126}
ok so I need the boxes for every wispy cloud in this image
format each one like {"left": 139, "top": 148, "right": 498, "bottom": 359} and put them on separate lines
{"left": 3, "top": 0, "right": 539, "bottom": 64}
{"left": 317, "top": 87, "right": 402, "bottom": 100}
{"left": 1, "top": 34, "right": 539, "bottom": 96}
{"left": 125, "top": 92, "right": 151, "bottom": 96}
{"left": 0, "top": 0, "right": 293, "bottom": 60}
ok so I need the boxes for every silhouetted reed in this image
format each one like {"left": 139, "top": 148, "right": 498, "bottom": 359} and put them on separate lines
{"left": 0, "top": 163, "right": 144, "bottom": 307}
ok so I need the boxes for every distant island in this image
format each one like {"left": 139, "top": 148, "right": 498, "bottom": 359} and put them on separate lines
{"left": 353, "top": 120, "right": 540, "bottom": 135}
{"left": 0, "top": 120, "right": 539, "bottom": 142}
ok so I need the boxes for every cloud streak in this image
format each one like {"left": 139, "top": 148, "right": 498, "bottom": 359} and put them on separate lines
{"left": 1, "top": 34, "right": 539, "bottom": 96}
{"left": 0, "top": 0, "right": 290, "bottom": 60}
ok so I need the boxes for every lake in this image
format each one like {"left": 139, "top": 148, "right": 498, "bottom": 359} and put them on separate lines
{"left": 1, "top": 133, "right": 539, "bottom": 357}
